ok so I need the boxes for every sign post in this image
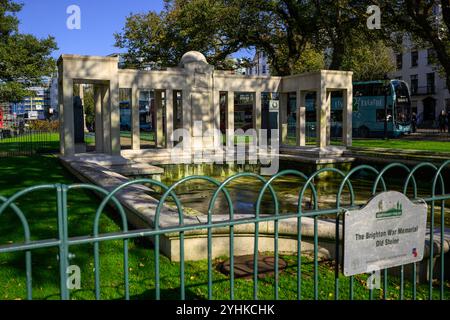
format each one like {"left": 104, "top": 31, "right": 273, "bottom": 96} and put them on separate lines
{"left": 344, "top": 191, "right": 427, "bottom": 277}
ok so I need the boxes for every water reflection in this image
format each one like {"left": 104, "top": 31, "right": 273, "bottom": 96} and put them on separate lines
{"left": 143, "top": 162, "right": 450, "bottom": 226}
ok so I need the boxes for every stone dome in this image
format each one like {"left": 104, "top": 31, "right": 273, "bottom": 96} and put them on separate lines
{"left": 179, "top": 51, "right": 207, "bottom": 66}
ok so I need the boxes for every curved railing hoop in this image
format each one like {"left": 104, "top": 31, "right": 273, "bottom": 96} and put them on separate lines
{"left": 208, "top": 172, "right": 277, "bottom": 218}
{"left": 254, "top": 169, "right": 315, "bottom": 216}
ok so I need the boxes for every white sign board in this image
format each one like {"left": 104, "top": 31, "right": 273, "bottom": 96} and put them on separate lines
{"left": 344, "top": 191, "right": 427, "bottom": 276}
{"left": 269, "top": 100, "right": 279, "bottom": 111}
{"left": 28, "top": 111, "right": 39, "bottom": 120}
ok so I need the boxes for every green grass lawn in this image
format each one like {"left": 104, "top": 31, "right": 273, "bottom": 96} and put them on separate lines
{"left": 0, "top": 132, "right": 59, "bottom": 154}
{"left": 0, "top": 155, "right": 448, "bottom": 300}
{"left": 119, "top": 131, "right": 155, "bottom": 142}
{"left": 285, "top": 136, "right": 450, "bottom": 153}
{"left": 352, "top": 139, "right": 450, "bottom": 153}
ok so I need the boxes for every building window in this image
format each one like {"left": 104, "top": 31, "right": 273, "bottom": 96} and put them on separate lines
{"left": 426, "top": 73, "right": 435, "bottom": 94}
{"left": 427, "top": 48, "right": 436, "bottom": 65}
{"left": 410, "top": 74, "right": 418, "bottom": 94}
{"left": 396, "top": 54, "right": 403, "bottom": 70}
{"left": 411, "top": 51, "right": 418, "bottom": 67}
{"left": 262, "top": 65, "right": 266, "bottom": 74}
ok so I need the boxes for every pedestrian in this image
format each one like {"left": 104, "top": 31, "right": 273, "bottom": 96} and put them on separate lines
{"left": 411, "top": 112, "right": 417, "bottom": 133}
{"left": 438, "top": 110, "right": 447, "bottom": 133}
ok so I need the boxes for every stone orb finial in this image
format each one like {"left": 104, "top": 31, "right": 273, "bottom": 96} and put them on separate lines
{"left": 179, "top": 51, "right": 208, "bottom": 67}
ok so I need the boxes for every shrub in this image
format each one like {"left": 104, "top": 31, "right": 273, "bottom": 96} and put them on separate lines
{"left": 28, "top": 120, "right": 59, "bottom": 132}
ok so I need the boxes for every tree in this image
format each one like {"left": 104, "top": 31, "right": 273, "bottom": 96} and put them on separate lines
{"left": 341, "top": 41, "right": 396, "bottom": 81}
{"left": 115, "top": 0, "right": 394, "bottom": 77}
{"left": 83, "top": 86, "right": 95, "bottom": 131}
{"left": 312, "top": 0, "right": 383, "bottom": 70}
{"left": 379, "top": 0, "right": 450, "bottom": 89}
{"left": 115, "top": 0, "right": 245, "bottom": 70}
{"left": 0, "top": 0, "right": 57, "bottom": 102}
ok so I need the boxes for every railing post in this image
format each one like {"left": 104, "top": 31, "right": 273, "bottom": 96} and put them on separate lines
{"left": 57, "top": 184, "right": 70, "bottom": 300}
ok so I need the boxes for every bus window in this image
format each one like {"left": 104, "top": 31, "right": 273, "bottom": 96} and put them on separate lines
{"left": 376, "top": 109, "right": 393, "bottom": 122}
{"left": 306, "top": 110, "right": 316, "bottom": 122}
{"left": 331, "top": 110, "right": 343, "bottom": 122}
{"left": 354, "top": 83, "right": 389, "bottom": 97}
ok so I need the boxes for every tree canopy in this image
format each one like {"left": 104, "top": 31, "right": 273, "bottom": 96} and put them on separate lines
{"left": 115, "top": 0, "right": 449, "bottom": 83}
{"left": 0, "top": 0, "right": 57, "bottom": 102}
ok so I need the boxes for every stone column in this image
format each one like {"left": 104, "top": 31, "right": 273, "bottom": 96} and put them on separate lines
{"left": 296, "top": 90, "right": 306, "bottom": 147}
{"left": 226, "top": 91, "right": 234, "bottom": 146}
{"left": 182, "top": 89, "right": 192, "bottom": 138}
{"left": 253, "top": 91, "right": 262, "bottom": 135}
{"left": 58, "top": 77, "right": 74, "bottom": 156}
{"left": 101, "top": 85, "right": 112, "bottom": 154}
{"left": 165, "top": 89, "right": 174, "bottom": 148}
{"left": 94, "top": 85, "right": 104, "bottom": 153}
{"left": 213, "top": 91, "right": 221, "bottom": 147}
{"left": 109, "top": 79, "right": 121, "bottom": 155}
{"left": 131, "top": 85, "right": 140, "bottom": 150}
{"left": 279, "top": 93, "right": 288, "bottom": 145}
{"left": 154, "top": 90, "right": 165, "bottom": 148}
{"left": 318, "top": 87, "right": 331, "bottom": 149}
{"left": 343, "top": 88, "right": 353, "bottom": 147}
{"left": 61, "top": 77, "right": 74, "bottom": 156}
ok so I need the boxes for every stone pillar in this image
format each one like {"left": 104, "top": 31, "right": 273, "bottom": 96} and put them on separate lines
{"left": 213, "top": 91, "right": 221, "bottom": 147}
{"left": 279, "top": 93, "right": 288, "bottom": 145}
{"left": 165, "top": 89, "right": 174, "bottom": 148}
{"left": 101, "top": 85, "right": 112, "bottom": 154}
{"left": 58, "top": 76, "right": 75, "bottom": 156}
{"left": 60, "top": 77, "right": 74, "bottom": 156}
{"left": 110, "top": 80, "right": 121, "bottom": 155}
{"left": 343, "top": 88, "right": 353, "bottom": 147}
{"left": 131, "top": 85, "right": 140, "bottom": 150}
{"left": 253, "top": 91, "right": 262, "bottom": 135}
{"left": 182, "top": 89, "right": 192, "bottom": 137}
{"left": 94, "top": 86, "right": 103, "bottom": 153}
{"left": 226, "top": 91, "right": 234, "bottom": 146}
{"left": 318, "top": 87, "right": 331, "bottom": 149}
{"left": 154, "top": 90, "right": 165, "bottom": 148}
{"left": 296, "top": 90, "right": 306, "bottom": 147}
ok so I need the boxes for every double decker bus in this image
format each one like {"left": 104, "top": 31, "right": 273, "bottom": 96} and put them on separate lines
{"left": 291, "top": 79, "right": 413, "bottom": 138}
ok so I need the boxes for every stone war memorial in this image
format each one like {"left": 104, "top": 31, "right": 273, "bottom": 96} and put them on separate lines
{"left": 58, "top": 51, "right": 354, "bottom": 157}
{"left": 57, "top": 51, "right": 356, "bottom": 261}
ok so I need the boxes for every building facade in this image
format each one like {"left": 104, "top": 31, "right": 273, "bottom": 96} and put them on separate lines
{"left": 391, "top": 41, "right": 450, "bottom": 127}
{"left": 391, "top": 3, "right": 449, "bottom": 127}
{"left": 246, "top": 50, "right": 271, "bottom": 76}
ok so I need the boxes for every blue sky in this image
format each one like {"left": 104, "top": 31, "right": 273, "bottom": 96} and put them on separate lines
{"left": 17, "top": 0, "right": 251, "bottom": 59}
{"left": 17, "top": 0, "right": 165, "bottom": 58}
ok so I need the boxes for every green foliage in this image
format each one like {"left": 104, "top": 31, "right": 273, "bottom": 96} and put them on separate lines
{"left": 82, "top": 86, "right": 95, "bottom": 130}
{"left": 341, "top": 41, "right": 396, "bottom": 81}
{"left": 0, "top": 0, "right": 57, "bottom": 102}
{"left": 114, "top": 0, "right": 395, "bottom": 78}
{"left": 27, "top": 120, "right": 59, "bottom": 132}
{"left": 115, "top": 0, "right": 245, "bottom": 70}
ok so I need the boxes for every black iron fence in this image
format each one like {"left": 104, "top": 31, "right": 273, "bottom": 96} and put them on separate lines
{"left": 0, "top": 129, "right": 59, "bottom": 157}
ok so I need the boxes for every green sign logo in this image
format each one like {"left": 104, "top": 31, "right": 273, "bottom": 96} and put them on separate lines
{"left": 376, "top": 201, "right": 403, "bottom": 219}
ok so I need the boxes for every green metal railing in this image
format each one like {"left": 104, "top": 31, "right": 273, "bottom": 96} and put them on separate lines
{"left": 0, "top": 161, "right": 449, "bottom": 300}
